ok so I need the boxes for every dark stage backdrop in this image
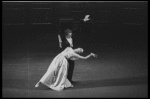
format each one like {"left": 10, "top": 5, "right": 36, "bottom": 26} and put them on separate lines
{"left": 2, "top": 2, "right": 147, "bottom": 55}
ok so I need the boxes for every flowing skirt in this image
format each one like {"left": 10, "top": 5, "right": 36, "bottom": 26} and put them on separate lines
{"left": 36, "top": 54, "right": 73, "bottom": 91}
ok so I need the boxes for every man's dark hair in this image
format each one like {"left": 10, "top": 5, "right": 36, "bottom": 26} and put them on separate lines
{"left": 64, "top": 29, "right": 72, "bottom": 36}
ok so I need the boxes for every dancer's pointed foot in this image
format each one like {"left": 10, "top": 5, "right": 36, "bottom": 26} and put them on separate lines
{"left": 35, "top": 82, "right": 40, "bottom": 87}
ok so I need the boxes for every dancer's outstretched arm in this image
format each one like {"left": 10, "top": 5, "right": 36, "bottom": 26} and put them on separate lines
{"left": 73, "top": 53, "right": 96, "bottom": 60}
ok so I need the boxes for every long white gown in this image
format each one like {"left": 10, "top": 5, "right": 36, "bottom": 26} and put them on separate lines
{"left": 36, "top": 47, "right": 77, "bottom": 91}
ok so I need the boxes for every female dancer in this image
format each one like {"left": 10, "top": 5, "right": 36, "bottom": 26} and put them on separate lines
{"left": 35, "top": 47, "right": 97, "bottom": 91}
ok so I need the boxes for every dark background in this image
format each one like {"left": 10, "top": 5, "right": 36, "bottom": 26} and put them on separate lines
{"left": 2, "top": 2, "right": 148, "bottom": 54}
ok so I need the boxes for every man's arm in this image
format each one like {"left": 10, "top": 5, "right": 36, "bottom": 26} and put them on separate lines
{"left": 58, "top": 35, "right": 62, "bottom": 48}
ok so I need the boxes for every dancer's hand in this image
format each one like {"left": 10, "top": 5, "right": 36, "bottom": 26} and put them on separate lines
{"left": 93, "top": 53, "right": 98, "bottom": 58}
{"left": 91, "top": 53, "right": 98, "bottom": 58}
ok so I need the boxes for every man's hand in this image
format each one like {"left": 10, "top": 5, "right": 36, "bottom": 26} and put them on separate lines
{"left": 83, "top": 15, "right": 90, "bottom": 22}
{"left": 58, "top": 35, "right": 62, "bottom": 42}
{"left": 59, "top": 42, "right": 62, "bottom": 48}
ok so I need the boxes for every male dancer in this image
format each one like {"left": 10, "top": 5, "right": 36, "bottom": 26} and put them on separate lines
{"left": 58, "top": 29, "right": 75, "bottom": 83}
{"left": 57, "top": 15, "right": 90, "bottom": 83}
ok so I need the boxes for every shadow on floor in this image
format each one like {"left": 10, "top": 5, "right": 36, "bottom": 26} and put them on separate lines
{"left": 70, "top": 76, "right": 148, "bottom": 90}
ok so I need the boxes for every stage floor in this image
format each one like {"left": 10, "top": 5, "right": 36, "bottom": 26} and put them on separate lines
{"left": 2, "top": 51, "right": 148, "bottom": 98}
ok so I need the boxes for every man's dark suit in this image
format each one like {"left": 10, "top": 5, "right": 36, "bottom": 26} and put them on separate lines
{"left": 61, "top": 36, "right": 75, "bottom": 82}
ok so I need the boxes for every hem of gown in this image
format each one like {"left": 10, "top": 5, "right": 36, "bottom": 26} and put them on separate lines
{"left": 40, "top": 81, "right": 73, "bottom": 91}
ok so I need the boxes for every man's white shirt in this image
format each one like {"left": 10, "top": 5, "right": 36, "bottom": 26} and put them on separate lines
{"left": 66, "top": 37, "right": 73, "bottom": 47}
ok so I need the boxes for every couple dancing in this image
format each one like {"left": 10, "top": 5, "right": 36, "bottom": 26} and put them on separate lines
{"left": 35, "top": 29, "right": 97, "bottom": 91}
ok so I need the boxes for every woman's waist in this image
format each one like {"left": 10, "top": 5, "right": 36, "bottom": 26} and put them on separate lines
{"left": 58, "top": 53, "right": 68, "bottom": 59}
